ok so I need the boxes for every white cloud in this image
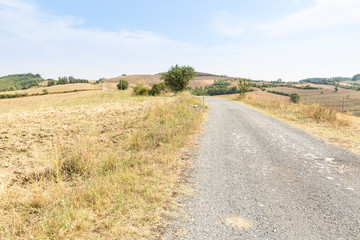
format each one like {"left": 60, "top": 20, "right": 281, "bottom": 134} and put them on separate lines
{"left": 0, "top": 0, "right": 186, "bottom": 79}
{"left": 260, "top": 0, "right": 360, "bottom": 36}
{"left": 211, "top": 11, "right": 245, "bottom": 37}
{"left": 0, "top": 0, "right": 359, "bottom": 82}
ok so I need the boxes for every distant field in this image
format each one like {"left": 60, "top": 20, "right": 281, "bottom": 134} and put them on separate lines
{"left": 0, "top": 90, "right": 136, "bottom": 113}
{"left": 2, "top": 83, "right": 101, "bottom": 95}
{"left": 267, "top": 86, "right": 360, "bottom": 116}
{"left": 103, "top": 74, "right": 237, "bottom": 90}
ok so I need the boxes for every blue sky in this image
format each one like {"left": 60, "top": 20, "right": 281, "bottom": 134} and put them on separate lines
{"left": 0, "top": 0, "right": 359, "bottom": 81}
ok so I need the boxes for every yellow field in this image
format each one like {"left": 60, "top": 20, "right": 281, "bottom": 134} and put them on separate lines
{"left": 0, "top": 90, "right": 204, "bottom": 239}
{"left": 2, "top": 83, "right": 102, "bottom": 95}
{"left": 267, "top": 86, "right": 360, "bottom": 116}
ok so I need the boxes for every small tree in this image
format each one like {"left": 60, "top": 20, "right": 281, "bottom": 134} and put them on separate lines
{"left": 237, "top": 78, "right": 251, "bottom": 96}
{"left": 161, "top": 65, "right": 196, "bottom": 92}
{"left": 47, "top": 80, "right": 56, "bottom": 87}
{"left": 290, "top": 93, "right": 300, "bottom": 103}
{"left": 117, "top": 79, "right": 129, "bottom": 90}
{"left": 335, "top": 86, "right": 338, "bottom": 92}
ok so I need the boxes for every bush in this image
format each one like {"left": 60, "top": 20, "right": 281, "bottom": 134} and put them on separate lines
{"left": 117, "top": 79, "right": 129, "bottom": 90}
{"left": 133, "top": 82, "right": 150, "bottom": 96}
{"left": 47, "top": 80, "right": 56, "bottom": 87}
{"left": 43, "top": 89, "right": 49, "bottom": 94}
{"left": 290, "top": 93, "right": 300, "bottom": 103}
{"left": 149, "top": 83, "right": 161, "bottom": 96}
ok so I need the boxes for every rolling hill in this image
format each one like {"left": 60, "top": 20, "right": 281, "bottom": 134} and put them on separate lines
{"left": 102, "top": 73, "right": 237, "bottom": 90}
{"left": 0, "top": 73, "right": 44, "bottom": 92}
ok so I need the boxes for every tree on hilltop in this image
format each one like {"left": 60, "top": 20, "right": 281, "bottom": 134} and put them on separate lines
{"left": 161, "top": 65, "right": 196, "bottom": 92}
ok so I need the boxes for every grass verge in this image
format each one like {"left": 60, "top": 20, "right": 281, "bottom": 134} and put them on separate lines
{"left": 0, "top": 92, "right": 204, "bottom": 239}
{"left": 223, "top": 93, "right": 360, "bottom": 154}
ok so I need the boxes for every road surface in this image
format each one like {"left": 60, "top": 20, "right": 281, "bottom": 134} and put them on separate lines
{"left": 165, "top": 97, "right": 360, "bottom": 240}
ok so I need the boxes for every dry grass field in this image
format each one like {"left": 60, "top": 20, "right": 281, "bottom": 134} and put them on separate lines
{"left": 2, "top": 83, "right": 102, "bottom": 95}
{"left": 0, "top": 90, "right": 204, "bottom": 239}
{"left": 267, "top": 86, "right": 360, "bottom": 116}
{"left": 221, "top": 91, "right": 360, "bottom": 154}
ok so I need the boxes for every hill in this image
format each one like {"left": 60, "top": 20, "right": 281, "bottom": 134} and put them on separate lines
{"left": 0, "top": 73, "right": 43, "bottom": 92}
{"left": 103, "top": 73, "right": 237, "bottom": 90}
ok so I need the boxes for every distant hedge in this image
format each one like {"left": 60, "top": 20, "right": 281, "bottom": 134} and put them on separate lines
{"left": 267, "top": 90, "right": 290, "bottom": 96}
{"left": 0, "top": 93, "right": 29, "bottom": 99}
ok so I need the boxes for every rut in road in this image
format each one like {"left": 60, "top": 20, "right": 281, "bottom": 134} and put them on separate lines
{"left": 164, "top": 97, "right": 360, "bottom": 240}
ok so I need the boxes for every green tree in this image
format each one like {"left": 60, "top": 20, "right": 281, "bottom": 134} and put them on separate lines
{"left": 335, "top": 86, "right": 338, "bottom": 92}
{"left": 47, "top": 80, "right": 56, "bottom": 87}
{"left": 237, "top": 78, "right": 251, "bottom": 96}
{"left": 117, "top": 79, "right": 129, "bottom": 90}
{"left": 290, "top": 93, "right": 300, "bottom": 103}
{"left": 161, "top": 65, "right": 196, "bottom": 92}
{"left": 57, "top": 77, "right": 68, "bottom": 85}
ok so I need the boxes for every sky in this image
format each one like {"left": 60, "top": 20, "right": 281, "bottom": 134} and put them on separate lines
{"left": 0, "top": 0, "right": 359, "bottom": 81}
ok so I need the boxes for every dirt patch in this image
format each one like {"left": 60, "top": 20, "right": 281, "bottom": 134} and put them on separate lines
{"left": 224, "top": 215, "right": 254, "bottom": 231}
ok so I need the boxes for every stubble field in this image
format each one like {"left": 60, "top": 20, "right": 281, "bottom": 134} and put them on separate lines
{"left": 0, "top": 90, "right": 204, "bottom": 239}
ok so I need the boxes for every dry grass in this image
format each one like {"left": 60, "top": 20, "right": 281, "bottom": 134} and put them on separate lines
{"left": 266, "top": 86, "right": 360, "bottom": 117}
{"left": 0, "top": 91, "right": 204, "bottom": 239}
{"left": 222, "top": 93, "right": 360, "bottom": 154}
{"left": 0, "top": 89, "right": 142, "bottom": 113}
{"left": 2, "top": 83, "right": 101, "bottom": 95}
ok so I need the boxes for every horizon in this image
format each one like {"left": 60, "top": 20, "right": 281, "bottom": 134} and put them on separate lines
{"left": 1, "top": 0, "right": 359, "bottom": 81}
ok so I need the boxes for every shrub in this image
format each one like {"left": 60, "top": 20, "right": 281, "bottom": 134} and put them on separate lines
{"left": 149, "top": 83, "right": 161, "bottom": 96}
{"left": 133, "top": 82, "right": 150, "bottom": 96}
{"left": 290, "top": 93, "right": 300, "bottom": 103}
{"left": 267, "top": 90, "right": 290, "bottom": 96}
{"left": 117, "top": 79, "right": 129, "bottom": 90}
{"left": 43, "top": 89, "right": 49, "bottom": 94}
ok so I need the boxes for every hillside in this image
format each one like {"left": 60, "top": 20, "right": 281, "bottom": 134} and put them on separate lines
{"left": 0, "top": 73, "right": 43, "bottom": 92}
{"left": 103, "top": 73, "right": 237, "bottom": 90}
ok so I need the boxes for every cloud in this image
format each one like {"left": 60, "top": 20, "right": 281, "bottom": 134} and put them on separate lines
{"left": 0, "top": 0, "right": 187, "bottom": 78}
{"left": 260, "top": 0, "right": 360, "bottom": 36}
{"left": 211, "top": 11, "right": 245, "bottom": 37}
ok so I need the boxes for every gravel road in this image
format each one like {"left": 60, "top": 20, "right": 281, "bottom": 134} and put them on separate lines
{"left": 164, "top": 97, "right": 360, "bottom": 240}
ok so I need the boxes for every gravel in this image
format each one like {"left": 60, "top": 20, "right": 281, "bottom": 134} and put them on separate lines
{"left": 163, "top": 97, "right": 360, "bottom": 240}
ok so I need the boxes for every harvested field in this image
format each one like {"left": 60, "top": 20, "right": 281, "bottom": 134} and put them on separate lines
{"left": 267, "top": 86, "right": 360, "bottom": 116}
{"left": 2, "top": 83, "right": 101, "bottom": 95}
{"left": 0, "top": 90, "right": 204, "bottom": 239}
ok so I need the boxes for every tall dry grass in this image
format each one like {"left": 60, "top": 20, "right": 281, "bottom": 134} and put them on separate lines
{"left": 0, "top": 92, "right": 204, "bottom": 239}
{"left": 241, "top": 94, "right": 349, "bottom": 127}
{"left": 233, "top": 94, "right": 360, "bottom": 154}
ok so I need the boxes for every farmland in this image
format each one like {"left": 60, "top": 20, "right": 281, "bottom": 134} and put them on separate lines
{"left": 266, "top": 85, "right": 360, "bottom": 116}
{"left": 0, "top": 89, "right": 204, "bottom": 239}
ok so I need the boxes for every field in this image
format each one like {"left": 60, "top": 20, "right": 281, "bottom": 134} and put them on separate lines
{"left": 103, "top": 74, "right": 237, "bottom": 90}
{"left": 267, "top": 86, "right": 360, "bottom": 116}
{"left": 0, "top": 90, "right": 204, "bottom": 239}
{"left": 2, "top": 83, "right": 101, "bottom": 95}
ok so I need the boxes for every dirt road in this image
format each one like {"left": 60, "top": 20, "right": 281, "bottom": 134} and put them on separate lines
{"left": 165, "top": 97, "right": 360, "bottom": 239}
